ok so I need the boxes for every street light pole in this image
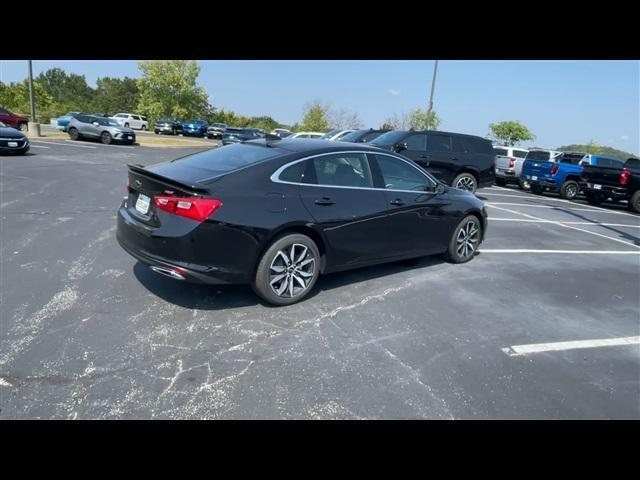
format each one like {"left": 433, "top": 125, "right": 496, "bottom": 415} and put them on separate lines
{"left": 28, "top": 60, "right": 36, "bottom": 122}
{"left": 427, "top": 60, "right": 439, "bottom": 118}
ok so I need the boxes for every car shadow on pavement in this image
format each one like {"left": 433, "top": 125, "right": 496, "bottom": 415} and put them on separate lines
{"left": 132, "top": 255, "right": 447, "bottom": 311}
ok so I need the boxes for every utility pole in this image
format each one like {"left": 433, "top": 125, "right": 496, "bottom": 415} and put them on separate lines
{"left": 27, "top": 60, "right": 40, "bottom": 136}
{"left": 426, "top": 60, "right": 439, "bottom": 123}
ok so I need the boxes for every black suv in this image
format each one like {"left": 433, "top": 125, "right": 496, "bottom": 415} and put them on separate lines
{"left": 154, "top": 118, "right": 183, "bottom": 135}
{"left": 370, "top": 130, "right": 496, "bottom": 192}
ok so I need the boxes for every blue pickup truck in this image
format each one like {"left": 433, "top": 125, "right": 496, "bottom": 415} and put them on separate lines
{"left": 521, "top": 151, "right": 624, "bottom": 199}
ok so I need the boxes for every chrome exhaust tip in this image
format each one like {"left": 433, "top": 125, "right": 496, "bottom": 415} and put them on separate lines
{"left": 150, "top": 265, "right": 186, "bottom": 280}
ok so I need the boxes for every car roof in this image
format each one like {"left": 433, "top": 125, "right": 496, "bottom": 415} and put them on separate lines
{"left": 263, "top": 138, "right": 383, "bottom": 153}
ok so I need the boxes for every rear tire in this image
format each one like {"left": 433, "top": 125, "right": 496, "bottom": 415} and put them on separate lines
{"left": 445, "top": 215, "right": 482, "bottom": 264}
{"left": 252, "top": 233, "right": 321, "bottom": 306}
{"left": 452, "top": 173, "right": 478, "bottom": 193}
{"left": 560, "top": 180, "right": 579, "bottom": 200}
{"left": 495, "top": 178, "right": 507, "bottom": 187}
{"left": 585, "top": 191, "right": 604, "bottom": 205}
{"left": 68, "top": 127, "right": 80, "bottom": 141}
{"left": 141, "top": 125, "right": 147, "bottom": 131}
{"left": 629, "top": 191, "right": 640, "bottom": 213}
{"left": 101, "top": 132, "right": 112, "bottom": 145}
{"left": 530, "top": 184, "right": 544, "bottom": 195}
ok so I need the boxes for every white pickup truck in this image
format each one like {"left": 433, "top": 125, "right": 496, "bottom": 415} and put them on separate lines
{"left": 493, "top": 145, "right": 529, "bottom": 187}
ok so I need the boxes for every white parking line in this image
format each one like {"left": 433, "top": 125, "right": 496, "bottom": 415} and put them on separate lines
{"left": 486, "top": 202, "right": 620, "bottom": 214}
{"left": 489, "top": 218, "right": 640, "bottom": 228}
{"left": 30, "top": 140, "right": 96, "bottom": 149}
{"left": 481, "top": 189, "right": 639, "bottom": 218}
{"left": 487, "top": 203, "right": 640, "bottom": 249}
{"left": 30, "top": 144, "right": 50, "bottom": 149}
{"left": 502, "top": 336, "right": 640, "bottom": 357}
{"left": 480, "top": 249, "right": 640, "bottom": 254}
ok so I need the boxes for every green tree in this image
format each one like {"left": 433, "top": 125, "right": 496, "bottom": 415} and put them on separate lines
{"left": 407, "top": 108, "right": 441, "bottom": 130}
{"left": 300, "top": 101, "right": 330, "bottom": 132}
{"left": 36, "top": 68, "right": 94, "bottom": 112}
{"left": 0, "top": 80, "right": 55, "bottom": 122}
{"left": 136, "top": 61, "right": 209, "bottom": 124}
{"left": 91, "top": 77, "right": 139, "bottom": 115}
{"left": 488, "top": 121, "right": 535, "bottom": 146}
{"left": 557, "top": 142, "right": 638, "bottom": 161}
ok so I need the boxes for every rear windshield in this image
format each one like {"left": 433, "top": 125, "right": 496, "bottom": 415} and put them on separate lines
{"left": 494, "top": 148, "right": 508, "bottom": 156}
{"left": 526, "top": 150, "right": 551, "bottom": 161}
{"left": 561, "top": 153, "right": 586, "bottom": 164}
{"left": 625, "top": 158, "right": 640, "bottom": 169}
{"left": 172, "top": 143, "right": 286, "bottom": 176}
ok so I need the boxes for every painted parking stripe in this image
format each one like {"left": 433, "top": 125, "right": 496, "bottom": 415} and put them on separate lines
{"left": 489, "top": 218, "right": 640, "bottom": 228}
{"left": 30, "top": 140, "right": 96, "bottom": 149}
{"left": 481, "top": 189, "right": 639, "bottom": 219}
{"left": 30, "top": 144, "right": 50, "bottom": 149}
{"left": 487, "top": 203, "right": 640, "bottom": 249}
{"left": 486, "top": 202, "right": 627, "bottom": 214}
{"left": 502, "top": 336, "right": 640, "bottom": 357}
{"left": 480, "top": 249, "right": 640, "bottom": 254}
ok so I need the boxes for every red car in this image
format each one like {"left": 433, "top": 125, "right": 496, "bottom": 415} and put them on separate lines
{"left": 0, "top": 107, "right": 29, "bottom": 131}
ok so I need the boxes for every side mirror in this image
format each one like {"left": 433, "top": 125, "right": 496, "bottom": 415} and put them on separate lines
{"left": 92, "top": 122, "right": 99, "bottom": 126}
{"left": 435, "top": 183, "right": 446, "bottom": 194}
{"left": 395, "top": 142, "right": 408, "bottom": 152}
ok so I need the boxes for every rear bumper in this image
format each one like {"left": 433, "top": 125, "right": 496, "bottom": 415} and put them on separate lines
{"left": 116, "top": 205, "right": 254, "bottom": 285}
{"left": 583, "top": 184, "right": 630, "bottom": 200}
{"left": 522, "top": 175, "right": 558, "bottom": 191}
{"left": 495, "top": 168, "right": 517, "bottom": 179}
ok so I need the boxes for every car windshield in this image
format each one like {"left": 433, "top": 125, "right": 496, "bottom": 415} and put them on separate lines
{"left": 321, "top": 129, "right": 341, "bottom": 139}
{"left": 97, "top": 118, "right": 120, "bottom": 127}
{"left": 369, "top": 131, "right": 407, "bottom": 147}
{"left": 338, "top": 130, "right": 365, "bottom": 142}
{"left": 66, "top": 112, "right": 79, "bottom": 117}
{"left": 171, "top": 143, "right": 286, "bottom": 177}
{"left": 211, "top": 123, "right": 226, "bottom": 129}
{"left": 0, "top": 121, "right": 6, "bottom": 127}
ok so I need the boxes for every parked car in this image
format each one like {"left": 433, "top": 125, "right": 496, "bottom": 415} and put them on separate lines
{"left": 519, "top": 148, "right": 570, "bottom": 194}
{"left": 493, "top": 145, "right": 529, "bottom": 187}
{"left": 0, "top": 107, "right": 29, "bottom": 131}
{"left": 581, "top": 157, "right": 640, "bottom": 212}
{"left": 116, "top": 138, "right": 488, "bottom": 305}
{"left": 181, "top": 119, "right": 209, "bottom": 137}
{"left": 370, "top": 130, "right": 496, "bottom": 193}
{"left": 271, "top": 128, "right": 292, "bottom": 137}
{"left": 338, "top": 128, "right": 391, "bottom": 144}
{"left": 53, "top": 111, "right": 82, "bottom": 132}
{"left": 68, "top": 114, "right": 136, "bottom": 145}
{"left": 0, "top": 120, "right": 30, "bottom": 155}
{"left": 521, "top": 152, "right": 623, "bottom": 199}
{"left": 206, "top": 123, "right": 227, "bottom": 139}
{"left": 321, "top": 129, "right": 356, "bottom": 141}
{"left": 221, "top": 127, "right": 265, "bottom": 145}
{"left": 111, "top": 113, "right": 149, "bottom": 130}
{"left": 154, "top": 118, "right": 183, "bottom": 135}
{"left": 290, "top": 132, "right": 324, "bottom": 139}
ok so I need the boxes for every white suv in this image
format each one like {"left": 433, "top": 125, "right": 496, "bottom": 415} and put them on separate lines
{"left": 111, "top": 113, "right": 148, "bottom": 130}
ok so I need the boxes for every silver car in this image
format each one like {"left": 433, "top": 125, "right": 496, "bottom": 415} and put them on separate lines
{"left": 68, "top": 114, "right": 136, "bottom": 145}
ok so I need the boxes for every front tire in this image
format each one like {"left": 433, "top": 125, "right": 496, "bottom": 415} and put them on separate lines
{"left": 452, "top": 173, "right": 478, "bottom": 193}
{"left": 629, "top": 191, "right": 640, "bottom": 213}
{"left": 560, "top": 180, "right": 579, "bottom": 200}
{"left": 495, "top": 178, "right": 507, "bottom": 187}
{"left": 68, "top": 127, "right": 80, "bottom": 141}
{"left": 141, "top": 125, "right": 147, "bottom": 131}
{"left": 101, "top": 132, "right": 112, "bottom": 145}
{"left": 445, "top": 215, "right": 482, "bottom": 264}
{"left": 253, "top": 233, "right": 320, "bottom": 306}
{"left": 530, "top": 184, "right": 544, "bottom": 195}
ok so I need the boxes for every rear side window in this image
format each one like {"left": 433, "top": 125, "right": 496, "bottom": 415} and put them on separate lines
{"left": 404, "top": 134, "right": 427, "bottom": 151}
{"left": 462, "top": 136, "right": 493, "bottom": 154}
{"left": 173, "top": 143, "right": 286, "bottom": 175}
{"left": 279, "top": 162, "right": 304, "bottom": 183}
{"left": 309, "top": 153, "right": 373, "bottom": 188}
{"left": 76, "top": 115, "right": 91, "bottom": 123}
{"left": 494, "top": 148, "right": 508, "bottom": 156}
{"left": 428, "top": 134, "right": 452, "bottom": 153}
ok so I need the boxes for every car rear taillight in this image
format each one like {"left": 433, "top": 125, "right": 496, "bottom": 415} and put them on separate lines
{"left": 126, "top": 180, "right": 132, "bottom": 193}
{"left": 508, "top": 157, "right": 516, "bottom": 168}
{"left": 620, "top": 168, "right": 631, "bottom": 185}
{"left": 550, "top": 163, "right": 559, "bottom": 175}
{"left": 154, "top": 196, "right": 222, "bottom": 222}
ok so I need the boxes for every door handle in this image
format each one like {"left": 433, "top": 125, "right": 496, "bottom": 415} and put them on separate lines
{"left": 419, "top": 154, "right": 430, "bottom": 159}
{"left": 314, "top": 197, "right": 335, "bottom": 206}
{"left": 389, "top": 199, "right": 405, "bottom": 206}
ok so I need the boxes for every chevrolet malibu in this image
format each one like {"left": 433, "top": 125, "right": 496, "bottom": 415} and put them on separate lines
{"left": 116, "top": 139, "right": 488, "bottom": 305}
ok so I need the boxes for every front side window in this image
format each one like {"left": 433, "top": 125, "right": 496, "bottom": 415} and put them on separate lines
{"left": 309, "top": 153, "right": 374, "bottom": 188}
{"left": 404, "top": 134, "right": 427, "bottom": 151}
{"left": 375, "top": 154, "right": 435, "bottom": 192}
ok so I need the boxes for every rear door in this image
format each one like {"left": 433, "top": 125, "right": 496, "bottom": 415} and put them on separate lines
{"left": 427, "top": 132, "right": 456, "bottom": 184}
{"left": 298, "top": 152, "right": 390, "bottom": 268}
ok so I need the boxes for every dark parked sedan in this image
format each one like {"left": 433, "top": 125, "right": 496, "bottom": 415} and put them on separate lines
{"left": 0, "top": 120, "right": 30, "bottom": 155}
{"left": 116, "top": 139, "right": 488, "bottom": 305}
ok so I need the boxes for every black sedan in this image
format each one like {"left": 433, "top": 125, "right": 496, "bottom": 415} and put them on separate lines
{"left": 116, "top": 139, "right": 488, "bottom": 305}
{"left": 0, "top": 120, "right": 30, "bottom": 155}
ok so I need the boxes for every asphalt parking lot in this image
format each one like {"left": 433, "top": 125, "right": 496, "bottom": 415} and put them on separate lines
{"left": 1, "top": 140, "right": 638, "bottom": 419}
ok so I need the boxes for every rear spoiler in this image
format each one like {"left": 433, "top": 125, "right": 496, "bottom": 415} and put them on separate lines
{"left": 127, "top": 164, "right": 210, "bottom": 195}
